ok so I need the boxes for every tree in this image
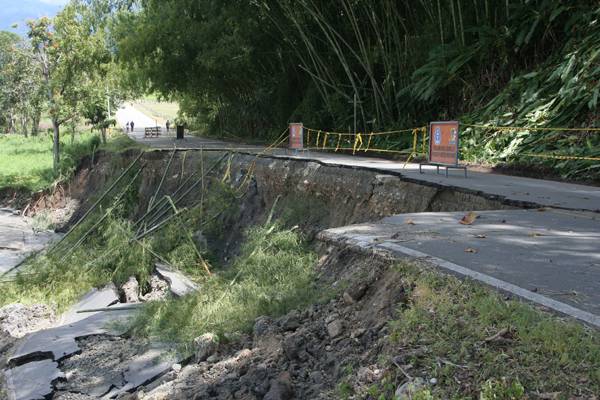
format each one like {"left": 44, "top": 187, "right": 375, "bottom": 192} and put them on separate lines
{"left": 82, "top": 87, "right": 116, "bottom": 144}
{"left": 28, "top": 3, "right": 107, "bottom": 174}
{"left": 0, "top": 31, "right": 43, "bottom": 135}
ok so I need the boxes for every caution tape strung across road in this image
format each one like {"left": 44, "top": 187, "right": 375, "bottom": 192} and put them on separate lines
{"left": 303, "top": 126, "right": 427, "bottom": 159}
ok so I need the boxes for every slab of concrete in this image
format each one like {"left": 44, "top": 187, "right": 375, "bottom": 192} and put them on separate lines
{"left": 320, "top": 208, "right": 600, "bottom": 327}
{"left": 9, "top": 309, "right": 134, "bottom": 364}
{"left": 132, "top": 135, "right": 600, "bottom": 212}
{"left": 0, "top": 210, "right": 59, "bottom": 275}
{"left": 155, "top": 263, "right": 198, "bottom": 297}
{"left": 57, "top": 285, "right": 119, "bottom": 326}
{"left": 4, "top": 359, "right": 64, "bottom": 400}
{"left": 120, "top": 343, "right": 179, "bottom": 393}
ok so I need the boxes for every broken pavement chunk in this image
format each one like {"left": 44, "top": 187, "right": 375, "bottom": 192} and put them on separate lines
{"left": 5, "top": 359, "right": 64, "bottom": 400}
{"left": 155, "top": 263, "right": 199, "bottom": 297}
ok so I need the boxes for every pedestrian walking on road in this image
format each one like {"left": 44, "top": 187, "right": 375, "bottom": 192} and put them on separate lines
{"left": 130, "top": 121, "right": 135, "bottom": 132}
{"left": 126, "top": 122, "right": 130, "bottom": 133}
{"left": 166, "top": 120, "right": 170, "bottom": 133}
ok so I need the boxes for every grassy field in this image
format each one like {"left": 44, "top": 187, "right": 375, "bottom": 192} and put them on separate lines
{"left": 0, "top": 131, "right": 143, "bottom": 193}
{"left": 132, "top": 97, "right": 179, "bottom": 125}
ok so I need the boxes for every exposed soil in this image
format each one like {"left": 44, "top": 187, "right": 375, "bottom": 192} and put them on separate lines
{"left": 52, "top": 246, "right": 413, "bottom": 400}
{"left": 0, "top": 149, "right": 569, "bottom": 399}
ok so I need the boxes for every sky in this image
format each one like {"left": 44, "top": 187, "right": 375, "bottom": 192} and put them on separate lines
{"left": 0, "top": 0, "right": 69, "bottom": 36}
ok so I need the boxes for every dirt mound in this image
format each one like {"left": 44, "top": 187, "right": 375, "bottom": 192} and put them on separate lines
{"left": 130, "top": 246, "right": 416, "bottom": 399}
{"left": 0, "top": 303, "right": 55, "bottom": 338}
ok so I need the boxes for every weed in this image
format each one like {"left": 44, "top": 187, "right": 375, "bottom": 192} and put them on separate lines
{"left": 382, "top": 262, "right": 600, "bottom": 398}
{"left": 131, "top": 222, "right": 317, "bottom": 345}
{"left": 480, "top": 379, "right": 525, "bottom": 400}
{"left": 0, "top": 215, "right": 153, "bottom": 312}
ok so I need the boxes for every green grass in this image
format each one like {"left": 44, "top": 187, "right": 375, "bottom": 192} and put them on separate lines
{"left": 0, "top": 216, "right": 153, "bottom": 312}
{"left": 131, "top": 222, "right": 317, "bottom": 346}
{"left": 370, "top": 262, "right": 600, "bottom": 399}
{"left": 133, "top": 98, "right": 179, "bottom": 122}
{"left": 0, "top": 132, "right": 143, "bottom": 193}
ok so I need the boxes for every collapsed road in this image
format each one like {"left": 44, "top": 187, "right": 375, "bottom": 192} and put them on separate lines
{"left": 1, "top": 142, "right": 599, "bottom": 399}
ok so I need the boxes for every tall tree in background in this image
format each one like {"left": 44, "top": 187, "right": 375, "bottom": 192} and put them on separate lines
{"left": 28, "top": 3, "right": 111, "bottom": 173}
{"left": 115, "top": 0, "right": 302, "bottom": 138}
{"left": 0, "top": 31, "right": 43, "bottom": 135}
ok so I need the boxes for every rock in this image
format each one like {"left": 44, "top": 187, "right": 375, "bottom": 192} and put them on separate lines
{"left": 279, "top": 311, "right": 300, "bottom": 331}
{"left": 141, "top": 275, "right": 169, "bottom": 302}
{"left": 264, "top": 372, "right": 294, "bottom": 400}
{"left": 121, "top": 276, "right": 140, "bottom": 303}
{"left": 350, "top": 328, "right": 366, "bottom": 338}
{"left": 206, "top": 354, "right": 220, "bottom": 363}
{"left": 342, "top": 292, "right": 355, "bottom": 305}
{"left": 309, "top": 371, "right": 324, "bottom": 384}
{"left": 253, "top": 316, "right": 273, "bottom": 337}
{"left": 395, "top": 378, "right": 426, "bottom": 400}
{"left": 194, "top": 333, "right": 218, "bottom": 362}
{"left": 347, "top": 282, "right": 368, "bottom": 301}
{"left": 172, "top": 363, "right": 182, "bottom": 373}
{"left": 282, "top": 334, "right": 304, "bottom": 360}
{"left": 0, "top": 303, "right": 55, "bottom": 338}
{"left": 326, "top": 320, "right": 344, "bottom": 339}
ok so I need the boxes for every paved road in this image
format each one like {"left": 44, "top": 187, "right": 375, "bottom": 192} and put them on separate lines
{"left": 321, "top": 209, "right": 600, "bottom": 327}
{"left": 127, "top": 130, "right": 600, "bottom": 327}
{"left": 115, "top": 102, "right": 166, "bottom": 134}
{"left": 129, "top": 133, "right": 600, "bottom": 212}
{"left": 0, "top": 209, "right": 58, "bottom": 275}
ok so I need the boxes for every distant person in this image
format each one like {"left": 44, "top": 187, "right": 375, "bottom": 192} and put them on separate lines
{"left": 126, "top": 122, "right": 130, "bottom": 133}
{"left": 166, "top": 120, "right": 170, "bottom": 133}
{"left": 130, "top": 121, "right": 135, "bottom": 132}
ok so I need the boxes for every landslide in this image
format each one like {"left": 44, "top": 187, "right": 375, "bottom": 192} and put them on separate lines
{"left": 4, "top": 150, "right": 598, "bottom": 399}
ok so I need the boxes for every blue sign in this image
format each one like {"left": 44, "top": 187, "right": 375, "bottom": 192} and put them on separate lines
{"left": 434, "top": 127, "right": 442, "bottom": 145}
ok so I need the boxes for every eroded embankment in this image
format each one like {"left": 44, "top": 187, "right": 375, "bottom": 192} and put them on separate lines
{"left": 5, "top": 149, "right": 598, "bottom": 400}
{"left": 67, "top": 148, "right": 514, "bottom": 240}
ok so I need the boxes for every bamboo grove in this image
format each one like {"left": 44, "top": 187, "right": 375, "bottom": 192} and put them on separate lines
{"left": 96, "top": 1, "right": 600, "bottom": 179}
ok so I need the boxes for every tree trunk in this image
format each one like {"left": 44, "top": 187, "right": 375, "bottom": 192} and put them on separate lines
{"left": 31, "top": 112, "right": 41, "bottom": 136}
{"left": 101, "top": 127, "right": 107, "bottom": 144}
{"left": 21, "top": 116, "right": 28, "bottom": 137}
{"left": 52, "top": 119, "right": 60, "bottom": 175}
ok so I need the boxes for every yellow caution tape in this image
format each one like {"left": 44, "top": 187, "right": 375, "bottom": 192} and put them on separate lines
{"left": 352, "top": 133, "right": 363, "bottom": 154}
{"left": 335, "top": 134, "right": 342, "bottom": 152}
{"left": 365, "top": 132, "right": 373, "bottom": 152}
{"left": 522, "top": 153, "right": 600, "bottom": 161}
{"left": 464, "top": 123, "right": 600, "bottom": 133}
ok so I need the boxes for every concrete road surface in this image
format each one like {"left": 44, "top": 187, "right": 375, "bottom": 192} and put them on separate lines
{"left": 0, "top": 209, "right": 58, "bottom": 275}
{"left": 115, "top": 102, "right": 162, "bottom": 135}
{"left": 321, "top": 209, "right": 600, "bottom": 327}
{"left": 131, "top": 134, "right": 600, "bottom": 212}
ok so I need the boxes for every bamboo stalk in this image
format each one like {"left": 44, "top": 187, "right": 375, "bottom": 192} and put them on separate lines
{"left": 59, "top": 166, "right": 145, "bottom": 262}
{"left": 147, "top": 147, "right": 176, "bottom": 212}
{"left": 48, "top": 151, "right": 144, "bottom": 255}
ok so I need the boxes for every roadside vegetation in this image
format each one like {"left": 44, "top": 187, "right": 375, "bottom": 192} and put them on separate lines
{"left": 132, "top": 223, "right": 317, "bottom": 344}
{"left": 117, "top": 0, "right": 600, "bottom": 181}
{"left": 0, "top": 132, "right": 142, "bottom": 193}
{"left": 365, "top": 263, "right": 600, "bottom": 399}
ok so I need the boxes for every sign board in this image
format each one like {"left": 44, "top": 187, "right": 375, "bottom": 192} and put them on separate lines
{"left": 289, "top": 123, "right": 304, "bottom": 150}
{"left": 429, "top": 121, "right": 459, "bottom": 165}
